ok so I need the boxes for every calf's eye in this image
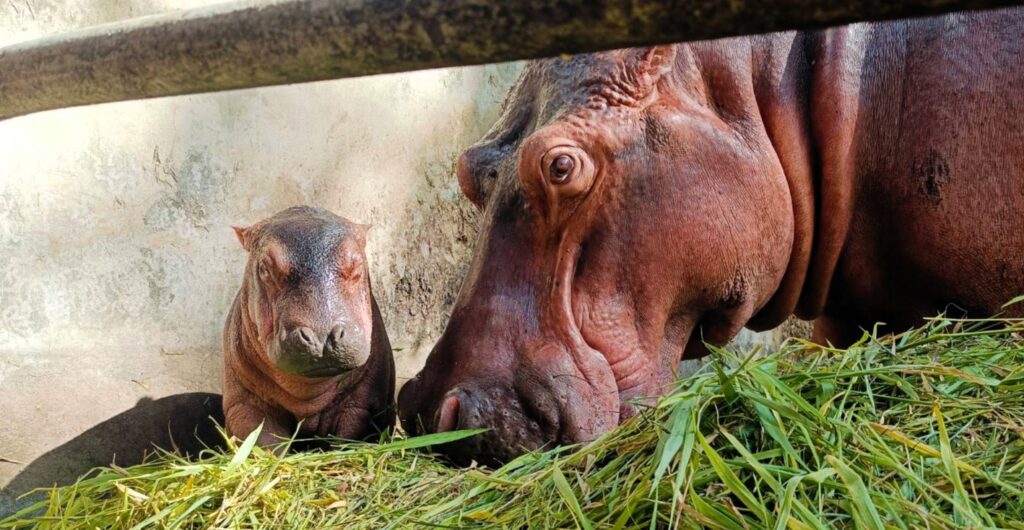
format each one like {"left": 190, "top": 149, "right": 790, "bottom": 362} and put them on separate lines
{"left": 340, "top": 257, "right": 364, "bottom": 282}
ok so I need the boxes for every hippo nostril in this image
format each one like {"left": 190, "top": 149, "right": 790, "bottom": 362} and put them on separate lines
{"left": 298, "top": 327, "right": 319, "bottom": 349}
{"left": 283, "top": 326, "right": 322, "bottom": 358}
{"left": 435, "top": 395, "right": 462, "bottom": 433}
{"left": 298, "top": 327, "right": 316, "bottom": 345}
{"left": 325, "top": 323, "right": 354, "bottom": 362}
{"left": 324, "top": 325, "right": 346, "bottom": 353}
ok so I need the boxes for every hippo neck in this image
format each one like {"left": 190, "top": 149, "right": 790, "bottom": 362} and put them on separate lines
{"left": 739, "top": 30, "right": 859, "bottom": 329}
{"left": 231, "top": 289, "right": 343, "bottom": 417}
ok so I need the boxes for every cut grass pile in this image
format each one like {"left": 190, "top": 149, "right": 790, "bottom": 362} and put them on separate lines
{"left": 4, "top": 313, "right": 1024, "bottom": 529}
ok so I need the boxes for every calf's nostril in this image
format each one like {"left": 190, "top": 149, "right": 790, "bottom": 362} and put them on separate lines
{"left": 285, "top": 326, "right": 322, "bottom": 357}
{"left": 298, "top": 327, "right": 318, "bottom": 346}
{"left": 324, "top": 325, "right": 347, "bottom": 353}
{"left": 435, "top": 395, "right": 462, "bottom": 433}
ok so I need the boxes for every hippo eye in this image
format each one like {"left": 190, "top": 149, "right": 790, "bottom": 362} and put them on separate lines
{"left": 538, "top": 145, "right": 593, "bottom": 196}
{"left": 342, "top": 264, "right": 362, "bottom": 281}
{"left": 340, "top": 257, "right": 364, "bottom": 282}
{"left": 257, "top": 261, "right": 271, "bottom": 280}
{"left": 549, "top": 155, "right": 575, "bottom": 183}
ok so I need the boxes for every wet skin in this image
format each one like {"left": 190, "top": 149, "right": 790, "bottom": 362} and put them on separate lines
{"left": 399, "top": 9, "right": 1024, "bottom": 464}
{"left": 222, "top": 206, "right": 395, "bottom": 447}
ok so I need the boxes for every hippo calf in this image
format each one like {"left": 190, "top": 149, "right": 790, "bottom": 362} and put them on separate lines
{"left": 223, "top": 206, "right": 394, "bottom": 447}
{"left": 400, "top": 9, "right": 1024, "bottom": 464}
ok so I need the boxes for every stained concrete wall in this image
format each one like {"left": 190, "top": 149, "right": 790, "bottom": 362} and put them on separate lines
{"left": 0, "top": 0, "right": 527, "bottom": 513}
{"left": 0, "top": 0, "right": 803, "bottom": 516}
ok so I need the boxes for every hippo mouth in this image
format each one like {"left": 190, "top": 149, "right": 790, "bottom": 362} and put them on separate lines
{"left": 275, "top": 361, "right": 350, "bottom": 378}
{"left": 431, "top": 382, "right": 559, "bottom": 466}
{"left": 290, "top": 365, "right": 353, "bottom": 378}
{"left": 268, "top": 344, "right": 358, "bottom": 378}
{"left": 267, "top": 322, "right": 371, "bottom": 378}
{"left": 563, "top": 242, "right": 698, "bottom": 419}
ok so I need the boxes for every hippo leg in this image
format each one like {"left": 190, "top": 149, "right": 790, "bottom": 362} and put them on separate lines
{"left": 223, "top": 396, "right": 293, "bottom": 450}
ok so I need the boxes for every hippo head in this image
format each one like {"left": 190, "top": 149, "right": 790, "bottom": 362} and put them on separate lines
{"left": 233, "top": 206, "right": 374, "bottom": 378}
{"left": 399, "top": 45, "right": 797, "bottom": 463}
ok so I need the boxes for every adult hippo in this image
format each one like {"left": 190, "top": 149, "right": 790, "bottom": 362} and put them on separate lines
{"left": 399, "top": 9, "right": 1024, "bottom": 464}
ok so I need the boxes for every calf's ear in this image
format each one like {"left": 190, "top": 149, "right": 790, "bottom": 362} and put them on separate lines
{"left": 352, "top": 223, "right": 371, "bottom": 249}
{"left": 231, "top": 220, "right": 268, "bottom": 252}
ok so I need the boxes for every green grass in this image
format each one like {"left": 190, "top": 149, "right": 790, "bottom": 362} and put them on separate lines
{"left": 4, "top": 315, "right": 1024, "bottom": 529}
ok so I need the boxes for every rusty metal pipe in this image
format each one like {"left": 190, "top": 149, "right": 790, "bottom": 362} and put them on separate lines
{"left": 1, "top": 0, "right": 1021, "bottom": 120}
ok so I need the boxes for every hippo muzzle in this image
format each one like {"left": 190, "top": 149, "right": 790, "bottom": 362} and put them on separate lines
{"left": 398, "top": 298, "right": 620, "bottom": 465}
{"left": 402, "top": 380, "right": 553, "bottom": 465}
{"left": 269, "top": 322, "right": 371, "bottom": 378}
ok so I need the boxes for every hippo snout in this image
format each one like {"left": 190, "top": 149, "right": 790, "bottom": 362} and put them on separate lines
{"left": 324, "top": 323, "right": 371, "bottom": 368}
{"left": 434, "top": 392, "right": 464, "bottom": 433}
{"left": 399, "top": 381, "right": 555, "bottom": 465}
{"left": 281, "top": 326, "right": 323, "bottom": 357}
{"left": 272, "top": 323, "right": 369, "bottom": 377}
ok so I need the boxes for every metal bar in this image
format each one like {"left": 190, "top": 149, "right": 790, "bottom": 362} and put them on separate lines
{"left": 1, "top": 0, "right": 1021, "bottom": 121}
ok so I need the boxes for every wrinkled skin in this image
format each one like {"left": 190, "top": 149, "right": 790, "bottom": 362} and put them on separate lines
{"left": 399, "top": 9, "right": 1024, "bottom": 464}
{"left": 223, "top": 206, "right": 395, "bottom": 447}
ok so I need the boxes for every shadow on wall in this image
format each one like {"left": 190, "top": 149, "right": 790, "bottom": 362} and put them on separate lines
{"left": 0, "top": 392, "right": 225, "bottom": 517}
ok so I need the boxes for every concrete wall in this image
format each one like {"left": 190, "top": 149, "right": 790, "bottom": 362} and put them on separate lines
{"left": 0, "top": 0, "right": 804, "bottom": 515}
{"left": 0, "top": 0, "right": 529, "bottom": 513}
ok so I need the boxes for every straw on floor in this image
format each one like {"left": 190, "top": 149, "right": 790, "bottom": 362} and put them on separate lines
{"left": 4, "top": 308, "right": 1024, "bottom": 529}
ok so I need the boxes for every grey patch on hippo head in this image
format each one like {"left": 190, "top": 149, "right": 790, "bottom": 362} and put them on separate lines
{"left": 234, "top": 206, "right": 375, "bottom": 378}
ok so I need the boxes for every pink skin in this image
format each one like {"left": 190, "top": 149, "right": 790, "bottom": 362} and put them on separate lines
{"left": 222, "top": 206, "right": 395, "bottom": 448}
{"left": 399, "top": 45, "right": 791, "bottom": 464}
{"left": 400, "top": 9, "right": 1024, "bottom": 465}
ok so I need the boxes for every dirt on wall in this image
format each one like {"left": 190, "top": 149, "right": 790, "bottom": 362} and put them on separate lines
{"left": 370, "top": 156, "right": 481, "bottom": 384}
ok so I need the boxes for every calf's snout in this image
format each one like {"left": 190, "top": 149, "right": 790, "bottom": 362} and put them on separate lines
{"left": 281, "top": 326, "right": 323, "bottom": 358}
{"left": 273, "top": 322, "right": 369, "bottom": 377}
{"left": 323, "top": 323, "right": 370, "bottom": 368}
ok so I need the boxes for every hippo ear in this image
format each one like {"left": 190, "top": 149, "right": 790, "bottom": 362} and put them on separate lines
{"left": 351, "top": 223, "right": 371, "bottom": 249}
{"left": 232, "top": 220, "right": 267, "bottom": 252}
{"left": 631, "top": 45, "right": 676, "bottom": 94}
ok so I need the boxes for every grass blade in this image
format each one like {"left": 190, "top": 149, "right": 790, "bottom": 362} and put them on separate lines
{"left": 825, "top": 455, "right": 884, "bottom": 530}
{"left": 551, "top": 467, "right": 593, "bottom": 530}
